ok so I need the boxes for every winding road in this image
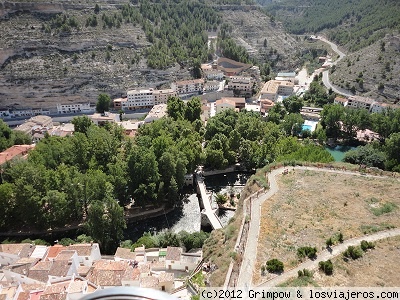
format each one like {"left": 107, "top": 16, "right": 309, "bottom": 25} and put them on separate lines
{"left": 316, "top": 36, "right": 353, "bottom": 97}
{"left": 236, "top": 166, "right": 400, "bottom": 288}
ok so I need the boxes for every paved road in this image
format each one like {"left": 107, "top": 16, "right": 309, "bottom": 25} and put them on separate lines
{"left": 236, "top": 166, "right": 400, "bottom": 288}
{"left": 316, "top": 36, "right": 353, "bottom": 97}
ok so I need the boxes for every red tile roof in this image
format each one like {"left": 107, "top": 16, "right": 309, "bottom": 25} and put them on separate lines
{"left": 0, "top": 145, "right": 35, "bottom": 166}
{"left": 45, "top": 245, "right": 65, "bottom": 260}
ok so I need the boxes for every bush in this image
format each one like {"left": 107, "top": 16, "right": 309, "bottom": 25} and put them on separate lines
{"left": 266, "top": 258, "right": 284, "bottom": 273}
{"left": 343, "top": 245, "right": 363, "bottom": 260}
{"left": 59, "top": 238, "right": 75, "bottom": 246}
{"left": 297, "top": 246, "right": 317, "bottom": 259}
{"left": 298, "top": 268, "right": 312, "bottom": 278}
{"left": 319, "top": 260, "right": 333, "bottom": 275}
{"left": 360, "top": 240, "right": 375, "bottom": 251}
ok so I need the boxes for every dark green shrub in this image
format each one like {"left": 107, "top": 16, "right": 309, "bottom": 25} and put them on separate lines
{"left": 343, "top": 245, "right": 363, "bottom": 260}
{"left": 319, "top": 260, "right": 333, "bottom": 275}
{"left": 266, "top": 258, "right": 284, "bottom": 273}
{"left": 297, "top": 246, "right": 317, "bottom": 259}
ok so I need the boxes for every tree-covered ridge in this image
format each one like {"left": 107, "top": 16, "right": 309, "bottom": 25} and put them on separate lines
{"left": 264, "top": 0, "right": 400, "bottom": 51}
{"left": 120, "top": 0, "right": 222, "bottom": 69}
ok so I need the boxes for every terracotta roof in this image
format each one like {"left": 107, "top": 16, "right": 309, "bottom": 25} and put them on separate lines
{"left": 77, "top": 266, "right": 91, "bottom": 276}
{"left": 86, "top": 260, "right": 130, "bottom": 287}
{"left": 138, "top": 264, "right": 150, "bottom": 275}
{"left": 66, "top": 244, "right": 95, "bottom": 256}
{"left": 45, "top": 245, "right": 65, "bottom": 260}
{"left": 114, "top": 247, "right": 136, "bottom": 260}
{"left": 16, "top": 291, "right": 29, "bottom": 300}
{"left": 20, "top": 283, "right": 46, "bottom": 292}
{"left": 28, "top": 291, "right": 43, "bottom": 300}
{"left": 158, "top": 272, "right": 174, "bottom": 283}
{"left": 140, "top": 276, "right": 159, "bottom": 289}
{"left": 0, "top": 145, "right": 35, "bottom": 166}
{"left": 28, "top": 261, "right": 52, "bottom": 282}
{"left": 40, "top": 281, "right": 69, "bottom": 300}
{"left": 0, "top": 243, "right": 35, "bottom": 258}
{"left": 54, "top": 250, "right": 76, "bottom": 261}
{"left": 68, "top": 281, "right": 85, "bottom": 294}
{"left": 166, "top": 247, "right": 181, "bottom": 261}
{"left": 3, "top": 262, "right": 32, "bottom": 275}
{"left": 122, "top": 266, "right": 141, "bottom": 281}
{"left": 0, "top": 286, "right": 17, "bottom": 300}
{"left": 49, "top": 260, "right": 72, "bottom": 277}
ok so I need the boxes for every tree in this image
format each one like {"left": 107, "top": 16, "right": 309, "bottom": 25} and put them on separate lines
{"left": 281, "top": 113, "right": 304, "bottom": 136}
{"left": 0, "top": 183, "right": 15, "bottom": 230}
{"left": 266, "top": 258, "right": 284, "bottom": 273}
{"left": 167, "top": 97, "right": 185, "bottom": 120}
{"left": 0, "top": 120, "right": 13, "bottom": 151}
{"left": 385, "top": 133, "right": 400, "bottom": 171}
{"left": 320, "top": 104, "right": 344, "bottom": 140}
{"left": 185, "top": 97, "right": 202, "bottom": 122}
{"left": 85, "top": 182, "right": 126, "bottom": 253}
{"left": 72, "top": 116, "right": 93, "bottom": 134}
{"left": 282, "top": 95, "right": 303, "bottom": 114}
{"left": 96, "top": 93, "right": 111, "bottom": 114}
{"left": 12, "top": 130, "right": 32, "bottom": 145}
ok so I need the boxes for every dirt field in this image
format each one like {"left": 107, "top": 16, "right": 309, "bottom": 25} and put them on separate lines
{"left": 314, "top": 235, "right": 400, "bottom": 287}
{"left": 254, "top": 169, "right": 400, "bottom": 285}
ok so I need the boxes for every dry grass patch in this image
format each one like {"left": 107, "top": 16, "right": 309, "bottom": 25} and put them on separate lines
{"left": 314, "top": 236, "right": 400, "bottom": 287}
{"left": 254, "top": 169, "right": 400, "bottom": 285}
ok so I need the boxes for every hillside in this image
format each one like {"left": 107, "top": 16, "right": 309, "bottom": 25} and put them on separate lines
{"left": 0, "top": 0, "right": 305, "bottom": 111}
{"left": 330, "top": 34, "right": 400, "bottom": 103}
{"left": 260, "top": 0, "right": 400, "bottom": 102}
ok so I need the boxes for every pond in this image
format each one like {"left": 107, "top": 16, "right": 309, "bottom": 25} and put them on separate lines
{"left": 325, "top": 145, "right": 356, "bottom": 162}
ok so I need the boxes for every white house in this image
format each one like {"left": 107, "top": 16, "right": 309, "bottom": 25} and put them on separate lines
{"left": 57, "top": 103, "right": 95, "bottom": 114}
{"left": 66, "top": 243, "right": 101, "bottom": 267}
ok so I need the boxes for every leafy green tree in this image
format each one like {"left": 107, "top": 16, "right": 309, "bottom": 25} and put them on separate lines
{"left": 282, "top": 95, "right": 304, "bottom": 114}
{"left": 185, "top": 97, "right": 202, "bottom": 122}
{"left": 267, "top": 103, "right": 286, "bottom": 124}
{"left": 167, "top": 97, "right": 185, "bottom": 120}
{"left": 344, "top": 144, "right": 386, "bottom": 169}
{"left": 128, "top": 146, "right": 160, "bottom": 206}
{"left": 385, "top": 133, "right": 400, "bottom": 171}
{"left": 0, "top": 183, "right": 15, "bottom": 230}
{"left": 72, "top": 116, "right": 93, "bottom": 134}
{"left": 96, "top": 93, "right": 111, "bottom": 114}
{"left": 85, "top": 182, "right": 126, "bottom": 253}
{"left": 12, "top": 130, "right": 32, "bottom": 145}
{"left": 281, "top": 113, "right": 304, "bottom": 136}
{"left": 132, "top": 232, "right": 157, "bottom": 249}
{"left": 320, "top": 104, "right": 344, "bottom": 140}
{"left": 0, "top": 120, "right": 13, "bottom": 151}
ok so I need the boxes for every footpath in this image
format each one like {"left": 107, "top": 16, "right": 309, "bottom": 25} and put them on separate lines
{"left": 236, "top": 166, "right": 400, "bottom": 288}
